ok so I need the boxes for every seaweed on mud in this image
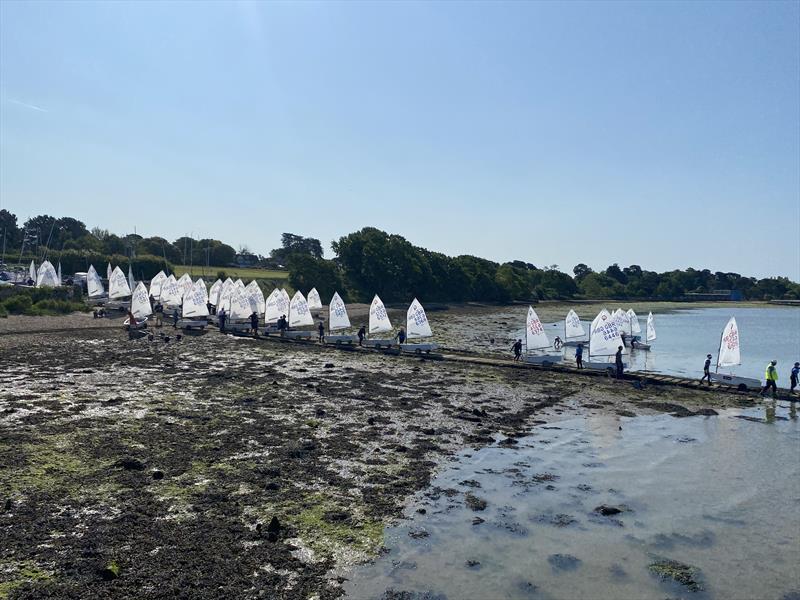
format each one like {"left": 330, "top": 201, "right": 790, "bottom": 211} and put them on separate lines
{"left": 648, "top": 557, "right": 704, "bottom": 591}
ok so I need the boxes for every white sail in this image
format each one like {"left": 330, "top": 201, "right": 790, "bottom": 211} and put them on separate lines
{"left": 289, "top": 291, "right": 314, "bottom": 327}
{"left": 369, "top": 295, "right": 392, "bottom": 334}
{"left": 57, "top": 262, "right": 62, "bottom": 285}
{"left": 407, "top": 298, "right": 433, "bottom": 340}
{"left": 130, "top": 282, "right": 152, "bottom": 320}
{"left": 176, "top": 273, "right": 193, "bottom": 299}
{"left": 565, "top": 309, "right": 585, "bottom": 339}
{"left": 280, "top": 288, "right": 290, "bottom": 308}
{"left": 627, "top": 309, "right": 642, "bottom": 334}
{"left": 36, "top": 261, "right": 60, "bottom": 287}
{"left": 128, "top": 266, "right": 135, "bottom": 292}
{"left": 149, "top": 271, "right": 167, "bottom": 300}
{"left": 526, "top": 306, "right": 550, "bottom": 350}
{"left": 109, "top": 266, "right": 131, "bottom": 299}
{"left": 307, "top": 288, "right": 323, "bottom": 310}
{"left": 208, "top": 279, "right": 223, "bottom": 306}
{"left": 228, "top": 285, "right": 252, "bottom": 320}
{"left": 87, "top": 265, "right": 105, "bottom": 297}
{"left": 245, "top": 281, "right": 264, "bottom": 315}
{"left": 235, "top": 278, "right": 245, "bottom": 289}
{"left": 589, "top": 309, "right": 623, "bottom": 357}
{"left": 183, "top": 280, "right": 210, "bottom": 318}
{"left": 29, "top": 260, "right": 36, "bottom": 283}
{"left": 195, "top": 278, "right": 209, "bottom": 302}
{"left": 612, "top": 308, "right": 630, "bottom": 332}
{"left": 717, "top": 317, "right": 741, "bottom": 369}
{"left": 106, "top": 263, "right": 112, "bottom": 282}
{"left": 646, "top": 312, "right": 656, "bottom": 342}
{"left": 264, "top": 289, "right": 281, "bottom": 323}
{"left": 160, "top": 275, "right": 181, "bottom": 306}
{"left": 329, "top": 292, "right": 351, "bottom": 331}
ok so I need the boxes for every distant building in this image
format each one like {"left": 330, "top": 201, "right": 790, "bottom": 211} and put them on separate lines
{"left": 234, "top": 253, "right": 259, "bottom": 267}
{"left": 684, "top": 289, "right": 743, "bottom": 301}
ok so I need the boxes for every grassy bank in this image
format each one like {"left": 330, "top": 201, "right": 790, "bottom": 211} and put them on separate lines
{"left": 172, "top": 265, "right": 289, "bottom": 280}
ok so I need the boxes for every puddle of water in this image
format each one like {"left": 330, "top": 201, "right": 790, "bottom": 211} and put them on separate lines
{"left": 344, "top": 404, "right": 800, "bottom": 600}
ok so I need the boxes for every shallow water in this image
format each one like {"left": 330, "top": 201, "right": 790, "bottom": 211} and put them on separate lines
{"left": 344, "top": 404, "right": 800, "bottom": 599}
{"left": 430, "top": 306, "right": 800, "bottom": 383}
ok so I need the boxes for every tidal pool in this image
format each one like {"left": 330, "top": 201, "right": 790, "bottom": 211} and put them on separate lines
{"left": 344, "top": 403, "right": 800, "bottom": 599}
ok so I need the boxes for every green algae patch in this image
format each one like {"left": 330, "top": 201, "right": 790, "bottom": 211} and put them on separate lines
{"left": 283, "top": 493, "right": 384, "bottom": 560}
{"left": 0, "top": 562, "right": 51, "bottom": 599}
{"left": 0, "top": 434, "right": 103, "bottom": 496}
{"left": 648, "top": 557, "right": 704, "bottom": 592}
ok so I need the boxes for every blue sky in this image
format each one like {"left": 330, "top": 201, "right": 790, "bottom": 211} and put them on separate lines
{"left": 1, "top": 1, "right": 798, "bottom": 279}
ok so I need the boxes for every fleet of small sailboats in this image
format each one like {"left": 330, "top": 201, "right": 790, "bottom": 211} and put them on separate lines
{"left": 62, "top": 264, "right": 774, "bottom": 389}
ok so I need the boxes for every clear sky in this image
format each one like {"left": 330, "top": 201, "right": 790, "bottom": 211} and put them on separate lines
{"left": 1, "top": 0, "right": 798, "bottom": 279}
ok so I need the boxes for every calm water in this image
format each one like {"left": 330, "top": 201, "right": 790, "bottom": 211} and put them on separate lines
{"left": 344, "top": 405, "right": 800, "bottom": 600}
{"left": 560, "top": 307, "right": 800, "bottom": 383}
{"left": 430, "top": 306, "right": 800, "bottom": 384}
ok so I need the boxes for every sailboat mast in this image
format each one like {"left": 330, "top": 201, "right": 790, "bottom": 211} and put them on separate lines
{"left": 715, "top": 327, "right": 724, "bottom": 374}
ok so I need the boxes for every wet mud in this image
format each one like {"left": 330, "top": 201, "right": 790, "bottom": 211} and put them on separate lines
{"left": 0, "top": 314, "right": 754, "bottom": 598}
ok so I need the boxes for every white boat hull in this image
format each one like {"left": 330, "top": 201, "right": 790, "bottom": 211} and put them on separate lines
{"left": 104, "top": 299, "right": 131, "bottom": 311}
{"left": 400, "top": 343, "right": 439, "bottom": 353}
{"left": 326, "top": 334, "right": 357, "bottom": 345}
{"left": 710, "top": 373, "right": 761, "bottom": 390}
{"left": 284, "top": 330, "right": 313, "bottom": 340}
{"left": 365, "top": 339, "right": 395, "bottom": 349}
{"left": 177, "top": 319, "right": 207, "bottom": 330}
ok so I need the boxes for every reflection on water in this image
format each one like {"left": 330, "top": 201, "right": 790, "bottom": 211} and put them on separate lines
{"left": 344, "top": 405, "right": 800, "bottom": 600}
{"left": 430, "top": 306, "right": 800, "bottom": 383}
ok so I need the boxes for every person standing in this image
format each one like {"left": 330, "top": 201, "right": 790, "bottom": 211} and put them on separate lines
{"left": 318, "top": 320, "right": 325, "bottom": 343}
{"left": 512, "top": 339, "right": 523, "bottom": 361}
{"left": 760, "top": 360, "right": 779, "bottom": 398}
{"left": 218, "top": 308, "right": 227, "bottom": 332}
{"left": 575, "top": 343, "right": 584, "bottom": 369}
{"left": 357, "top": 325, "right": 366, "bottom": 346}
{"left": 615, "top": 346, "right": 624, "bottom": 379}
{"left": 700, "top": 354, "right": 713, "bottom": 386}
{"left": 250, "top": 311, "right": 259, "bottom": 336}
{"left": 791, "top": 362, "right": 799, "bottom": 394}
{"left": 395, "top": 327, "right": 406, "bottom": 345}
{"left": 172, "top": 308, "right": 180, "bottom": 328}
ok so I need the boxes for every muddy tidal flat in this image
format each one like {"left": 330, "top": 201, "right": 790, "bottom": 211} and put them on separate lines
{"left": 0, "top": 313, "right": 793, "bottom": 599}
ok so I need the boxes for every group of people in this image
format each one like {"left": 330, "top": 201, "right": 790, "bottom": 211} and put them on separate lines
{"left": 758, "top": 360, "right": 799, "bottom": 398}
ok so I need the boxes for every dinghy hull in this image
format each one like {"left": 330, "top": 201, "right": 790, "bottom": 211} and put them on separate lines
{"left": 400, "top": 343, "right": 438, "bottom": 354}
{"left": 326, "top": 334, "right": 357, "bottom": 345}
{"left": 178, "top": 319, "right": 207, "bottom": 330}
{"left": 364, "top": 339, "right": 395, "bottom": 349}
{"left": 710, "top": 373, "right": 761, "bottom": 390}
{"left": 284, "top": 330, "right": 313, "bottom": 340}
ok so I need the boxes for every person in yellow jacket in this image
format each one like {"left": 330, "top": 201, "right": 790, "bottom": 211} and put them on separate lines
{"left": 760, "top": 360, "right": 778, "bottom": 398}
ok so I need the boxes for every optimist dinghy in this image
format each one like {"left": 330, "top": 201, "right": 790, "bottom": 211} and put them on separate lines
{"left": 562, "top": 309, "right": 588, "bottom": 346}
{"left": 106, "top": 266, "right": 132, "bottom": 311}
{"left": 709, "top": 317, "right": 760, "bottom": 389}
{"left": 86, "top": 265, "right": 107, "bottom": 305}
{"left": 36, "top": 261, "right": 60, "bottom": 288}
{"left": 284, "top": 291, "right": 314, "bottom": 339}
{"left": 124, "top": 282, "right": 152, "bottom": 330}
{"left": 177, "top": 280, "right": 210, "bottom": 330}
{"left": 307, "top": 288, "right": 323, "bottom": 312}
{"left": 400, "top": 298, "right": 438, "bottom": 353}
{"left": 326, "top": 292, "right": 357, "bottom": 344}
{"left": 149, "top": 271, "right": 167, "bottom": 301}
{"left": 364, "top": 295, "right": 394, "bottom": 348}
{"left": 523, "top": 306, "right": 561, "bottom": 365}
{"left": 585, "top": 309, "right": 627, "bottom": 373}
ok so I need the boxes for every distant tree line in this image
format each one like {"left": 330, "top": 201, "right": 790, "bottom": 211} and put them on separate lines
{"left": 1, "top": 212, "right": 796, "bottom": 302}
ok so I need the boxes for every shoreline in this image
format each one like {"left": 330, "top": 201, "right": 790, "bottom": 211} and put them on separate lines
{"left": 0, "top": 315, "right": 782, "bottom": 598}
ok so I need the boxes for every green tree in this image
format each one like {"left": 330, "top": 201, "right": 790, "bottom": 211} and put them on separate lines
{"left": 287, "top": 255, "right": 342, "bottom": 301}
